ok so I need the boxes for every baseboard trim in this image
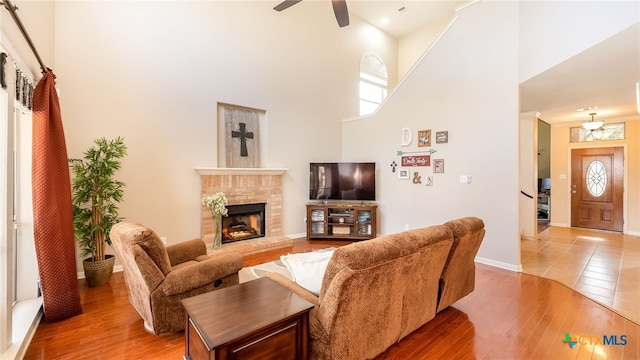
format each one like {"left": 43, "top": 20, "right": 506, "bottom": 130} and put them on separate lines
{"left": 475, "top": 256, "right": 523, "bottom": 272}
{"left": 286, "top": 232, "right": 306, "bottom": 239}
{"left": 77, "top": 265, "right": 123, "bottom": 280}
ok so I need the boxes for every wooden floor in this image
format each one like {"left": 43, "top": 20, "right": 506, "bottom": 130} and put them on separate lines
{"left": 25, "top": 238, "right": 639, "bottom": 359}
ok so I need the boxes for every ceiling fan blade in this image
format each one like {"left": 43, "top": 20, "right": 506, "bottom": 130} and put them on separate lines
{"left": 331, "top": 0, "right": 349, "bottom": 27}
{"left": 274, "top": 0, "right": 302, "bottom": 12}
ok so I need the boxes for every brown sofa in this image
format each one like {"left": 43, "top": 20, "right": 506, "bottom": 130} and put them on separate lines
{"left": 110, "top": 222, "right": 243, "bottom": 335}
{"left": 438, "top": 217, "right": 486, "bottom": 312}
{"left": 266, "top": 216, "right": 485, "bottom": 360}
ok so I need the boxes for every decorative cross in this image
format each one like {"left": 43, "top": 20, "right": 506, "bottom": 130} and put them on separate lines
{"left": 390, "top": 161, "right": 397, "bottom": 173}
{"left": 231, "top": 122, "right": 254, "bottom": 157}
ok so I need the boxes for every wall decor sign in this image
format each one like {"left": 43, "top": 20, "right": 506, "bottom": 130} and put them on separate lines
{"left": 426, "top": 176, "right": 433, "bottom": 186}
{"left": 390, "top": 160, "right": 397, "bottom": 173}
{"left": 398, "top": 169, "right": 410, "bottom": 179}
{"left": 436, "top": 131, "right": 449, "bottom": 144}
{"left": 224, "top": 107, "right": 260, "bottom": 168}
{"left": 396, "top": 148, "right": 437, "bottom": 156}
{"left": 433, "top": 159, "right": 445, "bottom": 173}
{"left": 418, "top": 129, "right": 431, "bottom": 147}
{"left": 412, "top": 172, "right": 422, "bottom": 184}
{"left": 400, "top": 128, "right": 412, "bottom": 146}
{"left": 401, "top": 155, "right": 430, "bottom": 167}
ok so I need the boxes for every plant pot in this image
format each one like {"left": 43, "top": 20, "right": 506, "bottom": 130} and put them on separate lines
{"left": 83, "top": 254, "right": 115, "bottom": 287}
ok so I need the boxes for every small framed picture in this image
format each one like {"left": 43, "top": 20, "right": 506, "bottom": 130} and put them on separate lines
{"left": 398, "top": 169, "right": 410, "bottom": 179}
{"left": 435, "top": 131, "right": 448, "bottom": 144}
{"left": 418, "top": 130, "right": 431, "bottom": 147}
{"left": 433, "top": 159, "right": 444, "bottom": 173}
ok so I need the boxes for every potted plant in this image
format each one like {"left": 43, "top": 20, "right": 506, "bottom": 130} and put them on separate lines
{"left": 69, "top": 137, "right": 127, "bottom": 287}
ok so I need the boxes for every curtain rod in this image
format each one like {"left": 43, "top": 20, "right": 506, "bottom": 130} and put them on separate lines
{"left": 2, "top": 0, "right": 47, "bottom": 74}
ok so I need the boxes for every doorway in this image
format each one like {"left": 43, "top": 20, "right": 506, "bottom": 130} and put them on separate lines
{"left": 570, "top": 147, "right": 623, "bottom": 231}
{"left": 537, "top": 119, "right": 551, "bottom": 232}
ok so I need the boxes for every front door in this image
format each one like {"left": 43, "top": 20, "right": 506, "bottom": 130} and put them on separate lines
{"left": 571, "top": 147, "right": 623, "bottom": 231}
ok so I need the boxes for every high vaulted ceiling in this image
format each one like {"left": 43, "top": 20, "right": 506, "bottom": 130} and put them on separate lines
{"left": 348, "top": 0, "right": 464, "bottom": 38}
{"left": 294, "top": 1, "right": 640, "bottom": 126}
{"left": 352, "top": 3, "right": 639, "bottom": 125}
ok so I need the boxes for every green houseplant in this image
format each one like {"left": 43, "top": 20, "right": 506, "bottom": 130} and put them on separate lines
{"left": 69, "top": 137, "right": 127, "bottom": 287}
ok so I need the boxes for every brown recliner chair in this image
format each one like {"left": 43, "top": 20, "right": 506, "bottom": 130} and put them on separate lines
{"left": 110, "top": 222, "right": 243, "bottom": 335}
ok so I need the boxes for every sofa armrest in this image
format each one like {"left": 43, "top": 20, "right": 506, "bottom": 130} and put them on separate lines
{"left": 263, "top": 272, "right": 320, "bottom": 307}
{"left": 264, "top": 273, "right": 329, "bottom": 345}
{"left": 161, "top": 254, "right": 243, "bottom": 296}
{"left": 165, "top": 238, "right": 207, "bottom": 266}
{"left": 133, "top": 246, "right": 165, "bottom": 291}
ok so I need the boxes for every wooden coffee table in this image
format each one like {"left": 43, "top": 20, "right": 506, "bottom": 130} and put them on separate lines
{"left": 181, "top": 277, "right": 314, "bottom": 360}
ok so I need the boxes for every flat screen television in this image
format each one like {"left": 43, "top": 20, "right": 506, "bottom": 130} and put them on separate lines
{"left": 309, "top": 162, "right": 376, "bottom": 201}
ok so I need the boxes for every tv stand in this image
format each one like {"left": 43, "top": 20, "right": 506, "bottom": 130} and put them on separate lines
{"left": 306, "top": 202, "right": 377, "bottom": 241}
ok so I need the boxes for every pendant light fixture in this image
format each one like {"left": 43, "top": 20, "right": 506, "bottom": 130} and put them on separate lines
{"left": 582, "top": 112, "right": 604, "bottom": 130}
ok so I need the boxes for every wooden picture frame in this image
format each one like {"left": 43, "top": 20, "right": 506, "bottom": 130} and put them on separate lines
{"left": 433, "top": 159, "right": 444, "bottom": 173}
{"left": 418, "top": 130, "right": 431, "bottom": 147}
{"left": 435, "top": 131, "right": 448, "bottom": 144}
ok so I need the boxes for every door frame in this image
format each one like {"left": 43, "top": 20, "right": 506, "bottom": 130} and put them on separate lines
{"left": 567, "top": 143, "right": 627, "bottom": 233}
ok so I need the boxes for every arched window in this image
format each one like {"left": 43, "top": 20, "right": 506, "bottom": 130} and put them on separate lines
{"left": 359, "top": 54, "right": 388, "bottom": 116}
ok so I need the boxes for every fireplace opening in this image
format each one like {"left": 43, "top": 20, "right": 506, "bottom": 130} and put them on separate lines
{"left": 222, "top": 203, "right": 266, "bottom": 243}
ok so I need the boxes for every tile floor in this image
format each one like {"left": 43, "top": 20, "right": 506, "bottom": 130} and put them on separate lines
{"left": 521, "top": 225, "right": 640, "bottom": 324}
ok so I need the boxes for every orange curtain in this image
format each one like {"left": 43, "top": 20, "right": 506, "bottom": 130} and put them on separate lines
{"left": 32, "top": 71, "right": 82, "bottom": 321}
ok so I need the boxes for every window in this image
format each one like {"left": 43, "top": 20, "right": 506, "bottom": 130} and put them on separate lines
{"left": 359, "top": 54, "right": 388, "bottom": 116}
{"left": 570, "top": 122, "right": 625, "bottom": 142}
{"left": 1, "top": 53, "right": 40, "bottom": 356}
{"left": 1, "top": 77, "right": 11, "bottom": 353}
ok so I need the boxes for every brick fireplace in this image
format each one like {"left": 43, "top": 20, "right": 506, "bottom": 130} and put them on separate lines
{"left": 197, "top": 168, "right": 290, "bottom": 254}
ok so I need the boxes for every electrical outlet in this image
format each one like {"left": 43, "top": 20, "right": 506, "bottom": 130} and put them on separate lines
{"left": 160, "top": 236, "right": 167, "bottom": 244}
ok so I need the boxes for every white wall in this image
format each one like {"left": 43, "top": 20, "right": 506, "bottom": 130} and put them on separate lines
{"left": 343, "top": 1, "right": 521, "bottom": 270}
{"left": 397, "top": 16, "right": 451, "bottom": 80}
{"left": 519, "top": 112, "right": 537, "bottom": 241}
{"left": 53, "top": 1, "right": 398, "bottom": 272}
{"left": 518, "top": 0, "right": 640, "bottom": 82}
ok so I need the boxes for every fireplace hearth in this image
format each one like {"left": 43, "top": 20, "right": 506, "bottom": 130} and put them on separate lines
{"left": 222, "top": 203, "right": 266, "bottom": 243}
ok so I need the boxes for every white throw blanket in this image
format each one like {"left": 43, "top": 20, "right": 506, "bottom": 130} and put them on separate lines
{"left": 280, "top": 248, "right": 336, "bottom": 296}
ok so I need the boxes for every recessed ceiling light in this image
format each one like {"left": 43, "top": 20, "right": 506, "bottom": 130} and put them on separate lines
{"left": 576, "top": 106, "right": 597, "bottom": 112}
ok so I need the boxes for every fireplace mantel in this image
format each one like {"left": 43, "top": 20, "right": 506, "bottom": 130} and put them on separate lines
{"left": 195, "top": 168, "right": 288, "bottom": 176}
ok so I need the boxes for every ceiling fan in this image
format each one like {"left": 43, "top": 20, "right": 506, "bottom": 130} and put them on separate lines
{"left": 274, "top": 0, "right": 350, "bottom": 28}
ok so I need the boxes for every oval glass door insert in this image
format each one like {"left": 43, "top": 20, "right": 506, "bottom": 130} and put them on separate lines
{"left": 586, "top": 160, "right": 606, "bottom": 197}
